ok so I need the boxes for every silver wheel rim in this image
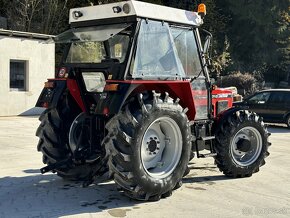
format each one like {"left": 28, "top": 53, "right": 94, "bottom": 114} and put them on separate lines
{"left": 230, "top": 126, "right": 262, "bottom": 166}
{"left": 141, "top": 117, "right": 183, "bottom": 179}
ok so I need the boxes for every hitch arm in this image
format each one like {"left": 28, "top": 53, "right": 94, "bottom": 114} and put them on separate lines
{"left": 40, "top": 159, "right": 72, "bottom": 174}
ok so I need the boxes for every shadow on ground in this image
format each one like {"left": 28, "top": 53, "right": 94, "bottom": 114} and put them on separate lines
{"left": 0, "top": 170, "right": 141, "bottom": 218}
{"left": 0, "top": 164, "right": 229, "bottom": 217}
{"left": 183, "top": 164, "right": 232, "bottom": 186}
{"left": 18, "top": 107, "right": 44, "bottom": 116}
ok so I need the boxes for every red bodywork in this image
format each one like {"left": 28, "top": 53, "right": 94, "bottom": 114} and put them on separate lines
{"left": 67, "top": 79, "right": 86, "bottom": 111}
{"left": 212, "top": 88, "right": 233, "bottom": 117}
{"left": 66, "top": 79, "right": 234, "bottom": 121}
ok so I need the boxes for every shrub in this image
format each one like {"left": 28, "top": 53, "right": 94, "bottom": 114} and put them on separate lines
{"left": 217, "top": 71, "right": 263, "bottom": 96}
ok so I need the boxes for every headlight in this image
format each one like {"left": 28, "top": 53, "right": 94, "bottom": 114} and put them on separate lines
{"left": 82, "top": 72, "right": 106, "bottom": 92}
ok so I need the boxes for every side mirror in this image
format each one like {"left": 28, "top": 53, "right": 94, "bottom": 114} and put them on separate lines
{"left": 199, "top": 28, "right": 212, "bottom": 55}
{"left": 203, "top": 35, "right": 211, "bottom": 54}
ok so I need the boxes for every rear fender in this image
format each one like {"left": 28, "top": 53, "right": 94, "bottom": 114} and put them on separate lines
{"left": 98, "top": 81, "right": 196, "bottom": 120}
{"left": 36, "top": 79, "right": 67, "bottom": 108}
{"left": 38, "top": 80, "right": 197, "bottom": 119}
{"left": 36, "top": 79, "right": 85, "bottom": 111}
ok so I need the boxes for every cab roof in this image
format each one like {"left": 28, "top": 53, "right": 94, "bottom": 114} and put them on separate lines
{"left": 69, "top": 0, "right": 203, "bottom": 27}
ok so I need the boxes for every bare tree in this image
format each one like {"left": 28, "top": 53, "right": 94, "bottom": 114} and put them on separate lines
{"left": 4, "top": 0, "right": 125, "bottom": 33}
{"left": 42, "top": 0, "right": 68, "bottom": 34}
{"left": 15, "top": 0, "right": 42, "bottom": 32}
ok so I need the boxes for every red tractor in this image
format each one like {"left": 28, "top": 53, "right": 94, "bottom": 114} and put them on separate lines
{"left": 36, "top": 1, "right": 270, "bottom": 201}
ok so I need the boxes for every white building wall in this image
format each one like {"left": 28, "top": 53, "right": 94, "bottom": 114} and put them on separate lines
{"left": 0, "top": 35, "right": 54, "bottom": 116}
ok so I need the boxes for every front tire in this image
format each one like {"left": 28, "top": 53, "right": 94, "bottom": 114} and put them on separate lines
{"left": 104, "top": 92, "right": 191, "bottom": 200}
{"left": 214, "top": 110, "right": 270, "bottom": 177}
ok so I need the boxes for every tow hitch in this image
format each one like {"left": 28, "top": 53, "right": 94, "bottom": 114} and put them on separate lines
{"left": 40, "top": 158, "right": 72, "bottom": 174}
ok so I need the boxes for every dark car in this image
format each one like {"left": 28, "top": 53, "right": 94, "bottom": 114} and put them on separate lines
{"left": 234, "top": 89, "right": 290, "bottom": 128}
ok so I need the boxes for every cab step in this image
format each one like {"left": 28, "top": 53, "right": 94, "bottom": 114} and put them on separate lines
{"left": 198, "top": 153, "right": 217, "bottom": 158}
{"left": 200, "top": 136, "right": 215, "bottom": 141}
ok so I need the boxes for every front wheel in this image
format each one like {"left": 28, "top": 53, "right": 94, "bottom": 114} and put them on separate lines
{"left": 214, "top": 110, "right": 270, "bottom": 177}
{"left": 104, "top": 92, "right": 191, "bottom": 201}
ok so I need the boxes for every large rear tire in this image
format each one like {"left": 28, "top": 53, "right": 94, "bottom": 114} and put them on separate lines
{"left": 36, "top": 93, "right": 95, "bottom": 180}
{"left": 214, "top": 110, "right": 270, "bottom": 177}
{"left": 104, "top": 92, "right": 191, "bottom": 201}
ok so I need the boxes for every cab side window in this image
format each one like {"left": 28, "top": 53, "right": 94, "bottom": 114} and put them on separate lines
{"left": 268, "top": 92, "right": 284, "bottom": 104}
{"left": 170, "top": 28, "right": 202, "bottom": 76}
{"left": 132, "top": 20, "right": 185, "bottom": 78}
{"left": 248, "top": 92, "right": 270, "bottom": 104}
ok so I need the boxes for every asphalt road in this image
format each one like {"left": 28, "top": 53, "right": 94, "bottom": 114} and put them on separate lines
{"left": 0, "top": 116, "right": 289, "bottom": 218}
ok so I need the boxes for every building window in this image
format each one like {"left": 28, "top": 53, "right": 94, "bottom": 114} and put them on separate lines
{"left": 10, "top": 60, "right": 27, "bottom": 91}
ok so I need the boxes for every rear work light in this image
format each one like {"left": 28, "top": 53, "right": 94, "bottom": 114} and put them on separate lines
{"left": 82, "top": 72, "right": 106, "bottom": 92}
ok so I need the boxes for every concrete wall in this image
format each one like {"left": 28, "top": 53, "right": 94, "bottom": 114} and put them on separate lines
{"left": 0, "top": 35, "right": 55, "bottom": 116}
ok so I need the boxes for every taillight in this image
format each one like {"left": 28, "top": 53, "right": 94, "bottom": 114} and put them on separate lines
{"left": 103, "top": 107, "right": 110, "bottom": 116}
{"left": 42, "top": 102, "right": 49, "bottom": 108}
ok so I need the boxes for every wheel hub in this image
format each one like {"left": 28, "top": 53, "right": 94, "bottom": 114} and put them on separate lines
{"left": 144, "top": 132, "right": 163, "bottom": 159}
{"left": 147, "top": 137, "right": 160, "bottom": 153}
{"left": 236, "top": 138, "right": 251, "bottom": 152}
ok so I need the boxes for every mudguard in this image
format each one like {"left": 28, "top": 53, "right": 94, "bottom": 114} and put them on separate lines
{"left": 95, "top": 80, "right": 197, "bottom": 120}
{"left": 36, "top": 79, "right": 197, "bottom": 121}
{"left": 213, "top": 107, "right": 243, "bottom": 132}
{"left": 36, "top": 79, "right": 67, "bottom": 108}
